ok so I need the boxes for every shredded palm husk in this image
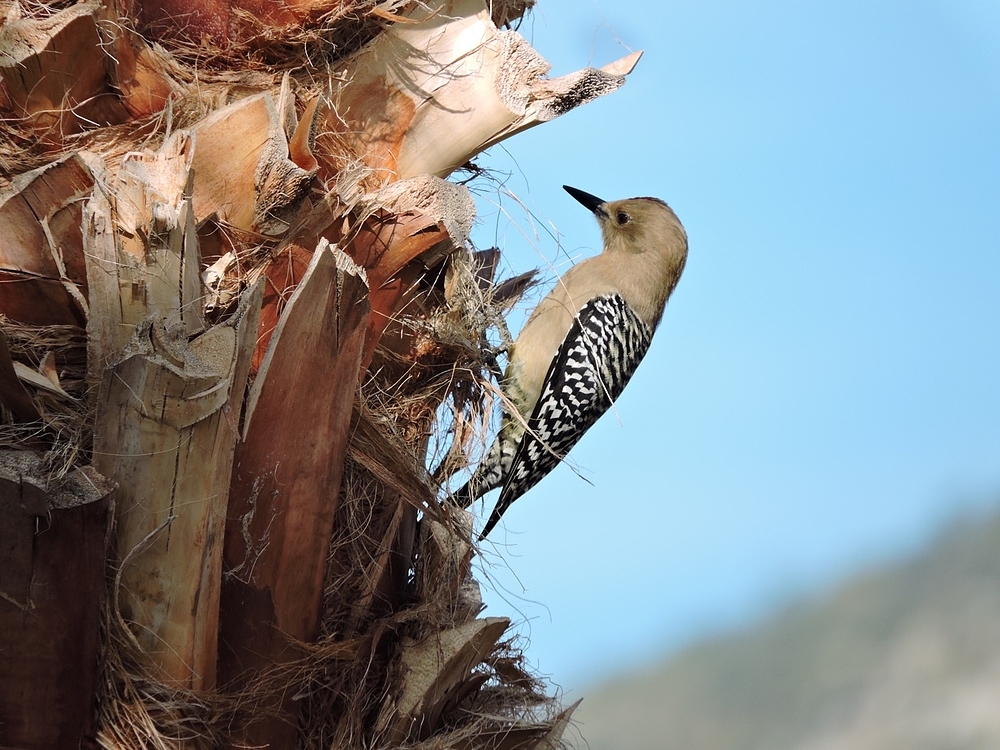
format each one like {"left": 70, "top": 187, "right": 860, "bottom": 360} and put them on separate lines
{"left": 0, "top": 1, "right": 568, "bottom": 747}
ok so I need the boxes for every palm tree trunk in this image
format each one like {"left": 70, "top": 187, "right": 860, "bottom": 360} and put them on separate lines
{"left": 0, "top": 1, "right": 639, "bottom": 746}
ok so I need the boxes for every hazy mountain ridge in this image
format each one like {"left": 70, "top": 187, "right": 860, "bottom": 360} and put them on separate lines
{"left": 574, "top": 508, "right": 1000, "bottom": 750}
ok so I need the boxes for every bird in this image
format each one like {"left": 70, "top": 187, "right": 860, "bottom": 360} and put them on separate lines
{"left": 453, "top": 185, "right": 688, "bottom": 539}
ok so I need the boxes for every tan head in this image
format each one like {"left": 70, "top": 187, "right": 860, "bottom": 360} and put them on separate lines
{"left": 564, "top": 185, "right": 688, "bottom": 261}
{"left": 564, "top": 185, "right": 688, "bottom": 318}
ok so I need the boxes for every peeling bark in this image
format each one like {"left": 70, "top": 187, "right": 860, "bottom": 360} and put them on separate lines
{"left": 94, "top": 292, "right": 260, "bottom": 689}
{"left": 0, "top": 1, "right": 636, "bottom": 746}
{"left": 0, "top": 453, "right": 113, "bottom": 750}
{"left": 218, "top": 240, "right": 369, "bottom": 747}
{"left": 0, "top": 2, "right": 128, "bottom": 139}
{"left": 0, "top": 152, "right": 94, "bottom": 326}
{"left": 318, "top": 0, "right": 640, "bottom": 185}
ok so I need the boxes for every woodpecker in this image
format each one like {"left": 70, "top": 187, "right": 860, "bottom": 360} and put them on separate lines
{"left": 453, "top": 185, "right": 688, "bottom": 539}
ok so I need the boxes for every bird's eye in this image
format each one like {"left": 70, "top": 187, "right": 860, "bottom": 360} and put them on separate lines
{"left": 616, "top": 211, "right": 631, "bottom": 225}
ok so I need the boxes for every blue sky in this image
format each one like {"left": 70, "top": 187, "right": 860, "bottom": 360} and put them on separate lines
{"left": 462, "top": 0, "right": 1000, "bottom": 691}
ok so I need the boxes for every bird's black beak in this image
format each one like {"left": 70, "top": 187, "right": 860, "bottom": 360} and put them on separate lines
{"left": 563, "top": 185, "right": 608, "bottom": 218}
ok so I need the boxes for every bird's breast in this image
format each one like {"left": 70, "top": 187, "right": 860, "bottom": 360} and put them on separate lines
{"left": 507, "top": 256, "right": 655, "bottom": 417}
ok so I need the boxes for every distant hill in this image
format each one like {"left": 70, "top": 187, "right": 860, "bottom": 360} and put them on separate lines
{"left": 573, "top": 508, "right": 1000, "bottom": 750}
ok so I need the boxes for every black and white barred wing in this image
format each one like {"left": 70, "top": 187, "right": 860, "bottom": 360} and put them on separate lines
{"left": 481, "top": 294, "right": 654, "bottom": 536}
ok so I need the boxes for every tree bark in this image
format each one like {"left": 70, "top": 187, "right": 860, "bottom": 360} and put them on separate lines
{"left": 217, "top": 241, "right": 369, "bottom": 747}
{"left": 0, "top": 0, "right": 640, "bottom": 746}
{"left": 0, "top": 453, "right": 113, "bottom": 750}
